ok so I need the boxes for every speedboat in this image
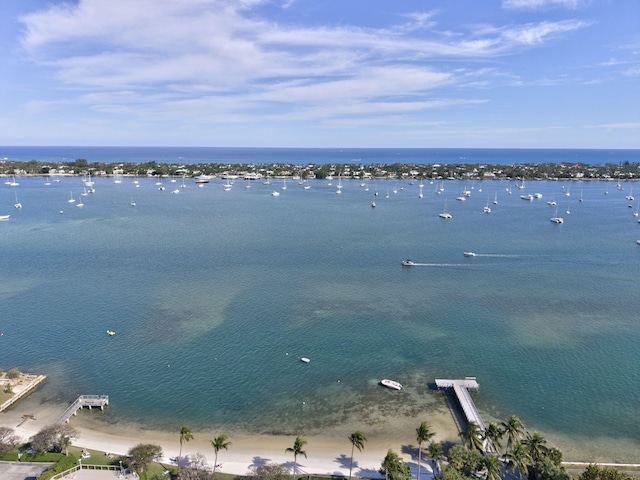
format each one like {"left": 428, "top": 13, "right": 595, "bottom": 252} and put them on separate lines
{"left": 381, "top": 379, "right": 403, "bottom": 390}
{"left": 107, "top": 330, "right": 115, "bottom": 336}
{"left": 550, "top": 217, "right": 564, "bottom": 224}
{"left": 439, "top": 212, "right": 452, "bottom": 219}
{"left": 463, "top": 252, "right": 476, "bottom": 257}
{"left": 0, "top": 215, "right": 10, "bottom": 221}
{"left": 401, "top": 260, "right": 415, "bottom": 266}
{"left": 300, "top": 357, "right": 310, "bottom": 363}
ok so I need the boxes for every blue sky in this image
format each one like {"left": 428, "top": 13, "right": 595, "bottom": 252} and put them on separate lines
{"left": 1, "top": 0, "right": 638, "bottom": 148}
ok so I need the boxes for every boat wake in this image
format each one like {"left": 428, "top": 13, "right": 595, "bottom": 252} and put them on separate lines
{"left": 409, "top": 263, "right": 469, "bottom": 267}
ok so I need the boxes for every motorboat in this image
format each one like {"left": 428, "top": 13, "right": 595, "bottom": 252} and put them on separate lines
{"left": 0, "top": 215, "right": 10, "bottom": 220}
{"left": 463, "top": 252, "right": 476, "bottom": 257}
{"left": 550, "top": 217, "right": 564, "bottom": 224}
{"left": 271, "top": 191, "right": 280, "bottom": 197}
{"left": 439, "top": 212, "right": 452, "bottom": 219}
{"left": 300, "top": 357, "right": 310, "bottom": 363}
{"left": 381, "top": 379, "right": 403, "bottom": 390}
{"left": 401, "top": 260, "right": 415, "bottom": 266}
{"left": 107, "top": 330, "right": 115, "bottom": 336}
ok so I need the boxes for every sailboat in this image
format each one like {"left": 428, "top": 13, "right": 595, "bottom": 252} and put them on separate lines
{"left": 493, "top": 191, "right": 498, "bottom": 205}
{"left": 439, "top": 200, "right": 452, "bottom": 219}
{"left": 418, "top": 184, "right": 424, "bottom": 198}
{"left": 550, "top": 206, "right": 563, "bottom": 224}
{"left": 483, "top": 197, "right": 491, "bottom": 213}
{"left": 67, "top": 191, "right": 76, "bottom": 203}
{"left": 14, "top": 191, "right": 22, "bottom": 209}
{"left": 281, "top": 178, "right": 287, "bottom": 190}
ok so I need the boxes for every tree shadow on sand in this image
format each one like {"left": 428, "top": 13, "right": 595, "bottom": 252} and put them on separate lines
{"left": 249, "top": 456, "right": 272, "bottom": 469}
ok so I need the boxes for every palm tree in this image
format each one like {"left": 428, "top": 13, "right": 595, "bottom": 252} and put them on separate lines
{"left": 522, "top": 431, "right": 548, "bottom": 464}
{"left": 483, "top": 422, "right": 503, "bottom": 454}
{"left": 348, "top": 431, "right": 367, "bottom": 480}
{"left": 285, "top": 436, "right": 307, "bottom": 479}
{"left": 426, "top": 441, "right": 443, "bottom": 476}
{"left": 504, "top": 442, "right": 531, "bottom": 479}
{"left": 211, "top": 434, "right": 231, "bottom": 477}
{"left": 462, "top": 421, "right": 484, "bottom": 451}
{"left": 178, "top": 425, "right": 194, "bottom": 463}
{"left": 483, "top": 455, "right": 503, "bottom": 480}
{"left": 415, "top": 422, "right": 435, "bottom": 480}
{"left": 500, "top": 416, "right": 524, "bottom": 455}
{"left": 60, "top": 435, "right": 71, "bottom": 456}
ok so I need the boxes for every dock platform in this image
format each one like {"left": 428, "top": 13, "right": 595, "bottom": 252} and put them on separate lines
{"left": 55, "top": 395, "right": 109, "bottom": 424}
{"left": 436, "top": 377, "right": 495, "bottom": 454}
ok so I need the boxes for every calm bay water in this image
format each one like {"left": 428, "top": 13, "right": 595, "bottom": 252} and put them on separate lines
{"left": 2, "top": 145, "right": 639, "bottom": 165}
{"left": 1, "top": 151, "right": 639, "bottom": 461}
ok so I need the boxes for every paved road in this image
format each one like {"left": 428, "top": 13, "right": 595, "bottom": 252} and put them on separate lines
{"left": 0, "top": 461, "right": 52, "bottom": 480}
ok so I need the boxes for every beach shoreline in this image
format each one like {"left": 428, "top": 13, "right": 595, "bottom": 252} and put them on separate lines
{"left": 1, "top": 391, "right": 462, "bottom": 477}
{"left": 2, "top": 381, "right": 640, "bottom": 474}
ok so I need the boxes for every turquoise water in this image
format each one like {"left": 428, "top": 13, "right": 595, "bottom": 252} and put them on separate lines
{"left": 1, "top": 175, "right": 639, "bottom": 459}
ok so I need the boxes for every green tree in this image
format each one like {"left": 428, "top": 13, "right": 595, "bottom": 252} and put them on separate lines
{"left": 179, "top": 425, "right": 194, "bottom": 462}
{"left": 483, "top": 455, "right": 503, "bottom": 480}
{"left": 380, "top": 449, "right": 411, "bottom": 480}
{"left": 522, "top": 431, "right": 548, "bottom": 465}
{"left": 285, "top": 436, "right": 307, "bottom": 478}
{"left": 579, "top": 464, "right": 636, "bottom": 480}
{"left": 503, "top": 442, "right": 531, "bottom": 479}
{"left": 483, "top": 422, "right": 503, "bottom": 453}
{"left": 128, "top": 443, "right": 163, "bottom": 473}
{"left": 427, "top": 441, "right": 444, "bottom": 476}
{"left": 348, "top": 431, "right": 367, "bottom": 480}
{"left": 462, "top": 421, "right": 483, "bottom": 451}
{"left": 60, "top": 436, "right": 72, "bottom": 456}
{"left": 211, "top": 434, "right": 231, "bottom": 476}
{"left": 500, "top": 416, "right": 524, "bottom": 455}
{"left": 446, "top": 444, "right": 484, "bottom": 477}
{"left": 416, "top": 422, "right": 435, "bottom": 480}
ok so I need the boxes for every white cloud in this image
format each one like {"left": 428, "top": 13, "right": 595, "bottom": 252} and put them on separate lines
{"left": 502, "top": 0, "right": 584, "bottom": 9}
{"left": 15, "top": 0, "right": 594, "bottom": 138}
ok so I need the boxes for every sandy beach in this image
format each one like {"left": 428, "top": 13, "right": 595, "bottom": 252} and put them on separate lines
{"left": 0, "top": 389, "right": 461, "bottom": 478}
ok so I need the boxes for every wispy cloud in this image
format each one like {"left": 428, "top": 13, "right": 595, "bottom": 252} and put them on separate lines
{"left": 16, "top": 0, "right": 593, "bottom": 136}
{"left": 502, "top": 0, "right": 585, "bottom": 10}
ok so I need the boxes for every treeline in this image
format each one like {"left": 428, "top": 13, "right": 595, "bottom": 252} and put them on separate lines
{"left": 2, "top": 158, "right": 640, "bottom": 181}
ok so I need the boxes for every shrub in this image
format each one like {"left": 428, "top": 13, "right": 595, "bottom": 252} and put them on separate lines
{"left": 6, "top": 368, "right": 21, "bottom": 379}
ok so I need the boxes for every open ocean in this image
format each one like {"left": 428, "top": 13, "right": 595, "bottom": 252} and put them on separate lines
{"left": 1, "top": 147, "right": 639, "bottom": 462}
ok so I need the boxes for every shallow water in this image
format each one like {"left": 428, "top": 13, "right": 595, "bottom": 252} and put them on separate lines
{"left": 1, "top": 175, "right": 639, "bottom": 461}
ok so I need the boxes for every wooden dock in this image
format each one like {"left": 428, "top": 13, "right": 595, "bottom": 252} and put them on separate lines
{"left": 55, "top": 395, "right": 109, "bottom": 424}
{"left": 435, "top": 377, "right": 495, "bottom": 454}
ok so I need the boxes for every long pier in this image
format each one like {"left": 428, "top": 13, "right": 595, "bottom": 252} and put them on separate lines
{"left": 55, "top": 395, "right": 109, "bottom": 424}
{"left": 435, "top": 377, "right": 496, "bottom": 454}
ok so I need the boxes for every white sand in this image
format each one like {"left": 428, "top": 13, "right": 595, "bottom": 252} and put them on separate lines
{"left": 1, "top": 393, "right": 458, "bottom": 478}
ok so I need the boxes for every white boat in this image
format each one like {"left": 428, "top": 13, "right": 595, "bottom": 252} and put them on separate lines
{"left": 550, "top": 217, "right": 564, "bottom": 224}
{"left": 67, "top": 191, "right": 76, "bottom": 203}
{"left": 439, "top": 201, "right": 452, "bottom": 219}
{"left": 521, "top": 194, "right": 534, "bottom": 201}
{"left": 493, "top": 192, "right": 498, "bottom": 205}
{"left": 401, "top": 259, "right": 415, "bottom": 266}
{"left": 0, "top": 215, "right": 10, "bottom": 220}
{"left": 381, "top": 379, "right": 403, "bottom": 391}
{"left": 14, "top": 192, "right": 22, "bottom": 209}
{"left": 271, "top": 191, "right": 280, "bottom": 197}
{"left": 463, "top": 252, "right": 476, "bottom": 257}
{"left": 300, "top": 357, "right": 310, "bottom": 363}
